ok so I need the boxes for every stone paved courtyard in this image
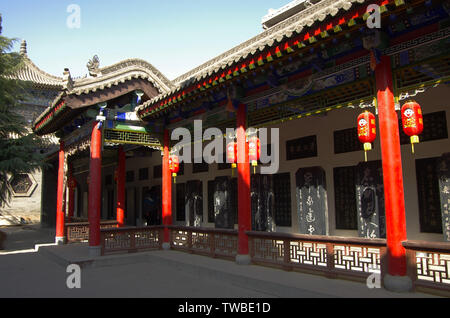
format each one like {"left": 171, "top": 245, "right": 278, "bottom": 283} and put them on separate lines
{"left": 0, "top": 225, "right": 439, "bottom": 299}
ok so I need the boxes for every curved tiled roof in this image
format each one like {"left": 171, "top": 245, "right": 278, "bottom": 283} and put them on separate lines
{"left": 32, "top": 56, "right": 175, "bottom": 133}
{"left": 69, "top": 58, "right": 175, "bottom": 96}
{"left": 11, "top": 41, "right": 64, "bottom": 88}
{"left": 136, "top": 0, "right": 368, "bottom": 113}
{"left": 13, "top": 59, "right": 63, "bottom": 88}
{"left": 173, "top": 0, "right": 366, "bottom": 83}
{"left": 13, "top": 42, "right": 174, "bottom": 96}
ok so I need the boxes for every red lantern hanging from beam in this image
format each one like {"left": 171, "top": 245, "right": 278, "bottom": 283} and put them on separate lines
{"left": 357, "top": 111, "right": 377, "bottom": 162}
{"left": 401, "top": 101, "right": 424, "bottom": 154}
{"left": 169, "top": 154, "right": 180, "bottom": 183}
{"left": 248, "top": 136, "right": 261, "bottom": 173}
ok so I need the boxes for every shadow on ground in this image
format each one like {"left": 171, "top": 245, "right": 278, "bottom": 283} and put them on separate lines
{"left": 0, "top": 224, "right": 54, "bottom": 251}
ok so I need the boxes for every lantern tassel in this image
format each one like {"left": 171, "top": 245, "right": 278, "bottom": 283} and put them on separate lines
{"left": 251, "top": 161, "right": 258, "bottom": 174}
{"left": 363, "top": 143, "right": 372, "bottom": 162}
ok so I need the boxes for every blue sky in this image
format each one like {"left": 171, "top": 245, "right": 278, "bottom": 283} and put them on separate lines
{"left": 0, "top": 0, "right": 289, "bottom": 80}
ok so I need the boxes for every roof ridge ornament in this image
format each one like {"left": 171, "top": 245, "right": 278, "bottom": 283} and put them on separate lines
{"left": 87, "top": 55, "right": 101, "bottom": 77}
{"left": 63, "top": 68, "right": 74, "bottom": 91}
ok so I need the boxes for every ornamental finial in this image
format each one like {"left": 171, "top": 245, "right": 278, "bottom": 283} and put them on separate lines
{"left": 87, "top": 55, "right": 101, "bottom": 77}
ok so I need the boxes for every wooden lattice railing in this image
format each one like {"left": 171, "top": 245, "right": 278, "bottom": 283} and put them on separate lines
{"left": 95, "top": 224, "right": 450, "bottom": 293}
{"left": 403, "top": 241, "right": 450, "bottom": 293}
{"left": 247, "top": 231, "right": 387, "bottom": 281}
{"left": 168, "top": 225, "right": 238, "bottom": 259}
{"left": 66, "top": 220, "right": 118, "bottom": 243}
{"left": 100, "top": 226, "right": 164, "bottom": 255}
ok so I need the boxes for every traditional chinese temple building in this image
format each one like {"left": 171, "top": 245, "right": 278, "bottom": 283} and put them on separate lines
{"left": 0, "top": 41, "right": 62, "bottom": 225}
{"left": 33, "top": 0, "right": 449, "bottom": 293}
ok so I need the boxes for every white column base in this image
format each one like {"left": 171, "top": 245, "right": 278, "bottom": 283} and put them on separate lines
{"left": 235, "top": 254, "right": 251, "bottom": 265}
{"left": 55, "top": 237, "right": 65, "bottom": 245}
{"left": 89, "top": 245, "right": 102, "bottom": 257}
{"left": 383, "top": 274, "right": 413, "bottom": 293}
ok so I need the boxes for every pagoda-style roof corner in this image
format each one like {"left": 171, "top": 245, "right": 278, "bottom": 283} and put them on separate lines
{"left": 73, "top": 57, "right": 175, "bottom": 96}
{"left": 11, "top": 41, "right": 64, "bottom": 89}
{"left": 32, "top": 57, "right": 173, "bottom": 135}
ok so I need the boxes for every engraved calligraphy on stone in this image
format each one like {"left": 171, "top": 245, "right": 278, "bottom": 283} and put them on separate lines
{"left": 296, "top": 167, "right": 328, "bottom": 236}
{"left": 355, "top": 161, "right": 386, "bottom": 239}
{"left": 438, "top": 153, "right": 450, "bottom": 241}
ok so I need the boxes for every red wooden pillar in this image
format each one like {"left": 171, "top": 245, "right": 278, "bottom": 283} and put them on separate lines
{"left": 55, "top": 141, "right": 65, "bottom": 244}
{"left": 162, "top": 129, "right": 172, "bottom": 249}
{"left": 375, "top": 56, "right": 411, "bottom": 291}
{"left": 236, "top": 103, "right": 251, "bottom": 264}
{"left": 67, "top": 165, "right": 75, "bottom": 223}
{"left": 116, "top": 146, "right": 126, "bottom": 227}
{"left": 88, "top": 121, "right": 102, "bottom": 256}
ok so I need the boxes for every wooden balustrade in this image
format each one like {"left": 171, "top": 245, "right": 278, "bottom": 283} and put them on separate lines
{"left": 403, "top": 240, "right": 450, "bottom": 292}
{"left": 94, "top": 224, "right": 450, "bottom": 294}
{"left": 247, "top": 231, "right": 387, "bottom": 281}
{"left": 100, "top": 226, "right": 164, "bottom": 255}
{"left": 168, "top": 225, "right": 238, "bottom": 259}
{"left": 66, "top": 220, "right": 118, "bottom": 243}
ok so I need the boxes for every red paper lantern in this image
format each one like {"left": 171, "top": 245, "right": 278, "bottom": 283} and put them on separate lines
{"left": 357, "top": 111, "right": 377, "bottom": 162}
{"left": 401, "top": 101, "right": 423, "bottom": 154}
{"left": 169, "top": 154, "right": 180, "bottom": 180}
{"left": 248, "top": 136, "right": 261, "bottom": 168}
{"left": 226, "top": 142, "right": 237, "bottom": 169}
